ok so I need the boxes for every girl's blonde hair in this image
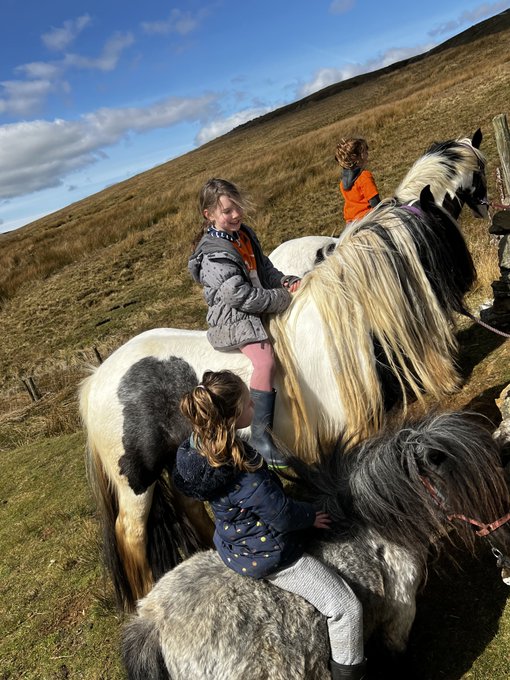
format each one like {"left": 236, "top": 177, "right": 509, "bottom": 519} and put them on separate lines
{"left": 199, "top": 178, "right": 247, "bottom": 219}
{"left": 335, "top": 138, "right": 368, "bottom": 169}
{"left": 191, "top": 177, "right": 251, "bottom": 250}
{"left": 180, "top": 370, "right": 262, "bottom": 472}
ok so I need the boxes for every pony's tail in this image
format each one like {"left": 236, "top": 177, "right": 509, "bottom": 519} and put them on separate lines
{"left": 85, "top": 435, "right": 210, "bottom": 610}
{"left": 147, "top": 475, "right": 209, "bottom": 583}
{"left": 85, "top": 436, "right": 136, "bottom": 609}
{"left": 79, "top": 374, "right": 131, "bottom": 608}
{"left": 122, "top": 614, "right": 170, "bottom": 680}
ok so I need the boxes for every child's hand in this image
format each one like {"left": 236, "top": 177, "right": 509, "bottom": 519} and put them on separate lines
{"left": 313, "top": 511, "right": 332, "bottom": 529}
{"left": 281, "top": 275, "right": 301, "bottom": 293}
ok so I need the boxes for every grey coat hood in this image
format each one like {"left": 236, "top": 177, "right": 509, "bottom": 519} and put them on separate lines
{"left": 341, "top": 167, "right": 362, "bottom": 191}
{"left": 188, "top": 224, "right": 291, "bottom": 350}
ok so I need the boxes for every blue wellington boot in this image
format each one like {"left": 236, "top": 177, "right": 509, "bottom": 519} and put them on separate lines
{"left": 249, "top": 388, "right": 288, "bottom": 469}
{"left": 330, "top": 659, "right": 367, "bottom": 680}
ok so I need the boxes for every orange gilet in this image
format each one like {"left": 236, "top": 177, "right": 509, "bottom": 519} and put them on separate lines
{"left": 340, "top": 169, "right": 379, "bottom": 222}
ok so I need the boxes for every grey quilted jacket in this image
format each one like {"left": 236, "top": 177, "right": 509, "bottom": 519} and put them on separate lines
{"left": 188, "top": 224, "right": 291, "bottom": 350}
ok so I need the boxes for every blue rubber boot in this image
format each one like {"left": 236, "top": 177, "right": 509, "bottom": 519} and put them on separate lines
{"left": 330, "top": 659, "right": 367, "bottom": 680}
{"left": 249, "top": 388, "right": 288, "bottom": 469}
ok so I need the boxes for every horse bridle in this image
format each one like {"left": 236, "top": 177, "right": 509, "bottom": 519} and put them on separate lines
{"left": 420, "top": 475, "right": 510, "bottom": 570}
{"left": 455, "top": 141, "right": 489, "bottom": 215}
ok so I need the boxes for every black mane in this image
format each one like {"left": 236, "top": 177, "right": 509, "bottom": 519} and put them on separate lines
{"left": 288, "top": 412, "right": 508, "bottom": 568}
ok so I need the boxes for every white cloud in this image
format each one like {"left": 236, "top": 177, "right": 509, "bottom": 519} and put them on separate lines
{"left": 298, "top": 44, "right": 429, "bottom": 97}
{"left": 0, "top": 95, "right": 218, "bottom": 199}
{"left": 15, "top": 62, "right": 62, "bottom": 80}
{"left": 329, "top": 0, "right": 356, "bottom": 14}
{"left": 1, "top": 31, "right": 134, "bottom": 117}
{"left": 0, "top": 78, "right": 62, "bottom": 116}
{"left": 195, "top": 106, "right": 274, "bottom": 146}
{"left": 142, "top": 8, "right": 206, "bottom": 35}
{"left": 429, "top": 1, "right": 510, "bottom": 36}
{"left": 42, "top": 14, "right": 92, "bottom": 51}
{"left": 63, "top": 32, "right": 135, "bottom": 72}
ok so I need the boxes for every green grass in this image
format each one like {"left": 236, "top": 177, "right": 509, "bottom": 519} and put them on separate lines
{"left": 0, "top": 433, "right": 123, "bottom": 679}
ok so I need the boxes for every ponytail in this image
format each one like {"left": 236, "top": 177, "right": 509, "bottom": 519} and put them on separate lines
{"left": 180, "top": 371, "right": 262, "bottom": 472}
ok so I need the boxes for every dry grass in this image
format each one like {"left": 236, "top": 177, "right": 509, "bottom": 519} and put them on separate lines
{"left": 1, "top": 17, "right": 509, "bottom": 441}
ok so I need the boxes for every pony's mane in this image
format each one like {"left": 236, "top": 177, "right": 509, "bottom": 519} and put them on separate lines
{"left": 270, "top": 204, "right": 462, "bottom": 460}
{"left": 288, "top": 412, "right": 508, "bottom": 568}
{"left": 395, "top": 136, "right": 486, "bottom": 205}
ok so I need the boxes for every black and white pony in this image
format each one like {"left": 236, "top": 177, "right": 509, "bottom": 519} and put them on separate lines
{"left": 79, "top": 131, "right": 487, "bottom": 610}
{"left": 269, "top": 130, "right": 488, "bottom": 276}
{"left": 121, "top": 412, "right": 510, "bottom": 680}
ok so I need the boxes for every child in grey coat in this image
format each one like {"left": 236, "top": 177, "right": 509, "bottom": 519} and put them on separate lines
{"left": 188, "top": 178, "right": 301, "bottom": 468}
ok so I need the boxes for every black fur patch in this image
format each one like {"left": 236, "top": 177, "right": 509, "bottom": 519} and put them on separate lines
{"left": 426, "top": 141, "right": 464, "bottom": 178}
{"left": 314, "top": 242, "right": 336, "bottom": 266}
{"left": 118, "top": 356, "right": 198, "bottom": 494}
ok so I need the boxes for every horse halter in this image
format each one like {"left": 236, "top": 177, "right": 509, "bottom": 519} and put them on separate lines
{"left": 420, "top": 475, "right": 510, "bottom": 538}
{"left": 420, "top": 474, "right": 510, "bottom": 582}
{"left": 446, "top": 509, "right": 510, "bottom": 537}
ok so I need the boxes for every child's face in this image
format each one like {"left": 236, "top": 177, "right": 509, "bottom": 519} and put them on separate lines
{"left": 204, "top": 195, "right": 243, "bottom": 234}
{"left": 236, "top": 387, "right": 254, "bottom": 430}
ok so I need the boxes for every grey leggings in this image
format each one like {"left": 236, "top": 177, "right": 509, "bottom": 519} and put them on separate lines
{"left": 266, "top": 553, "right": 364, "bottom": 665}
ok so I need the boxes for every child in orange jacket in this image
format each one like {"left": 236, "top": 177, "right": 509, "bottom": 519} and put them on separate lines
{"left": 335, "top": 138, "right": 380, "bottom": 224}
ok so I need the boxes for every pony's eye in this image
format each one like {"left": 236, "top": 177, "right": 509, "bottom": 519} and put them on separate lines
{"left": 427, "top": 450, "right": 446, "bottom": 467}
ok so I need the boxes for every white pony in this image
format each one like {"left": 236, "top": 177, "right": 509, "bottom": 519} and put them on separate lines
{"left": 80, "top": 132, "right": 487, "bottom": 609}
{"left": 270, "top": 234, "right": 339, "bottom": 276}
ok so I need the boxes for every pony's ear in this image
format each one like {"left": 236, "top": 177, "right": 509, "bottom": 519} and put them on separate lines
{"left": 419, "top": 185, "right": 435, "bottom": 211}
{"left": 472, "top": 128, "right": 482, "bottom": 149}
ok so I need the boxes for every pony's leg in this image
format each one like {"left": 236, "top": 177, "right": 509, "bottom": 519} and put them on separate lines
{"left": 380, "top": 599, "right": 417, "bottom": 654}
{"left": 173, "top": 489, "right": 215, "bottom": 547}
{"left": 115, "top": 481, "right": 155, "bottom": 603}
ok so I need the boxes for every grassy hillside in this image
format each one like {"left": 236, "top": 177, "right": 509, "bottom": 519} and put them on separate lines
{"left": 1, "top": 10, "right": 509, "bottom": 426}
{"left": 1, "top": 9, "right": 510, "bottom": 678}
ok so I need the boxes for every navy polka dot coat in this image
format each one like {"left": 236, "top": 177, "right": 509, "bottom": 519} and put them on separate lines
{"left": 173, "top": 438, "right": 316, "bottom": 578}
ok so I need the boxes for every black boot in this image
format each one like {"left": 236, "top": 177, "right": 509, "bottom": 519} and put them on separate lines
{"left": 330, "top": 658, "right": 367, "bottom": 680}
{"left": 249, "top": 388, "right": 287, "bottom": 469}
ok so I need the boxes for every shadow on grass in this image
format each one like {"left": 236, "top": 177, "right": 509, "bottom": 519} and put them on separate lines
{"left": 462, "top": 382, "right": 510, "bottom": 425}
{"left": 456, "top": 321, "right": 507, "bottom": 382}
{"left": 367, "top": 542, "right": 508, "bottom": 680}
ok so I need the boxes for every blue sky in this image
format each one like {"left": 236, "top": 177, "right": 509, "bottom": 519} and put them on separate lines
{"left": 1, "top": 1, "right": 509, "bottom": 234}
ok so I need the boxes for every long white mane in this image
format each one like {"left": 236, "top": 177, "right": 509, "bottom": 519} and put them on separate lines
{"left": 270, "top": 204, "right": 460, "bottom": 459}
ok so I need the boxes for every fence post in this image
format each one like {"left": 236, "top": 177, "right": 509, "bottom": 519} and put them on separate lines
{"left": 28, "top": 376, "right": 42, "bottom": 401}
{"left": 481, "top": 114, "right": 510, "bottom": 328}
{"left": 493, "top": 114, "right": 510, "bottom": 196}
{"left": 93, "top": 346, "right": 103, "bottom": 364}
{"left": 21, "top": 377, "right": 42, "bottom": 402}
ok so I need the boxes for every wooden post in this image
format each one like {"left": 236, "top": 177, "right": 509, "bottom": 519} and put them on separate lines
{"left": 28, "top": 376, "right": 42, "bottom": 401}
{"left": 492, "top": 114, "right": 510, "bottom": 198}
{"left": 482, "top": 114, "right": 510, "bottom": 327}
{"left": 21, "top": 377, "right": 42, "bottom": 401}
{"left": 21, "top": 378, "right": 37, "bottom": 402}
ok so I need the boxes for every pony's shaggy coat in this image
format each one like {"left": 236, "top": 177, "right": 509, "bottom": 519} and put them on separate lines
{"left": 271, "top": 199, "right": 475, "bottom": 456}
{"left": 80, "top": 132, "right": 487, "bottom": 609}
{"left": 121, "top": 412, "right": 510, "bottom": 680}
